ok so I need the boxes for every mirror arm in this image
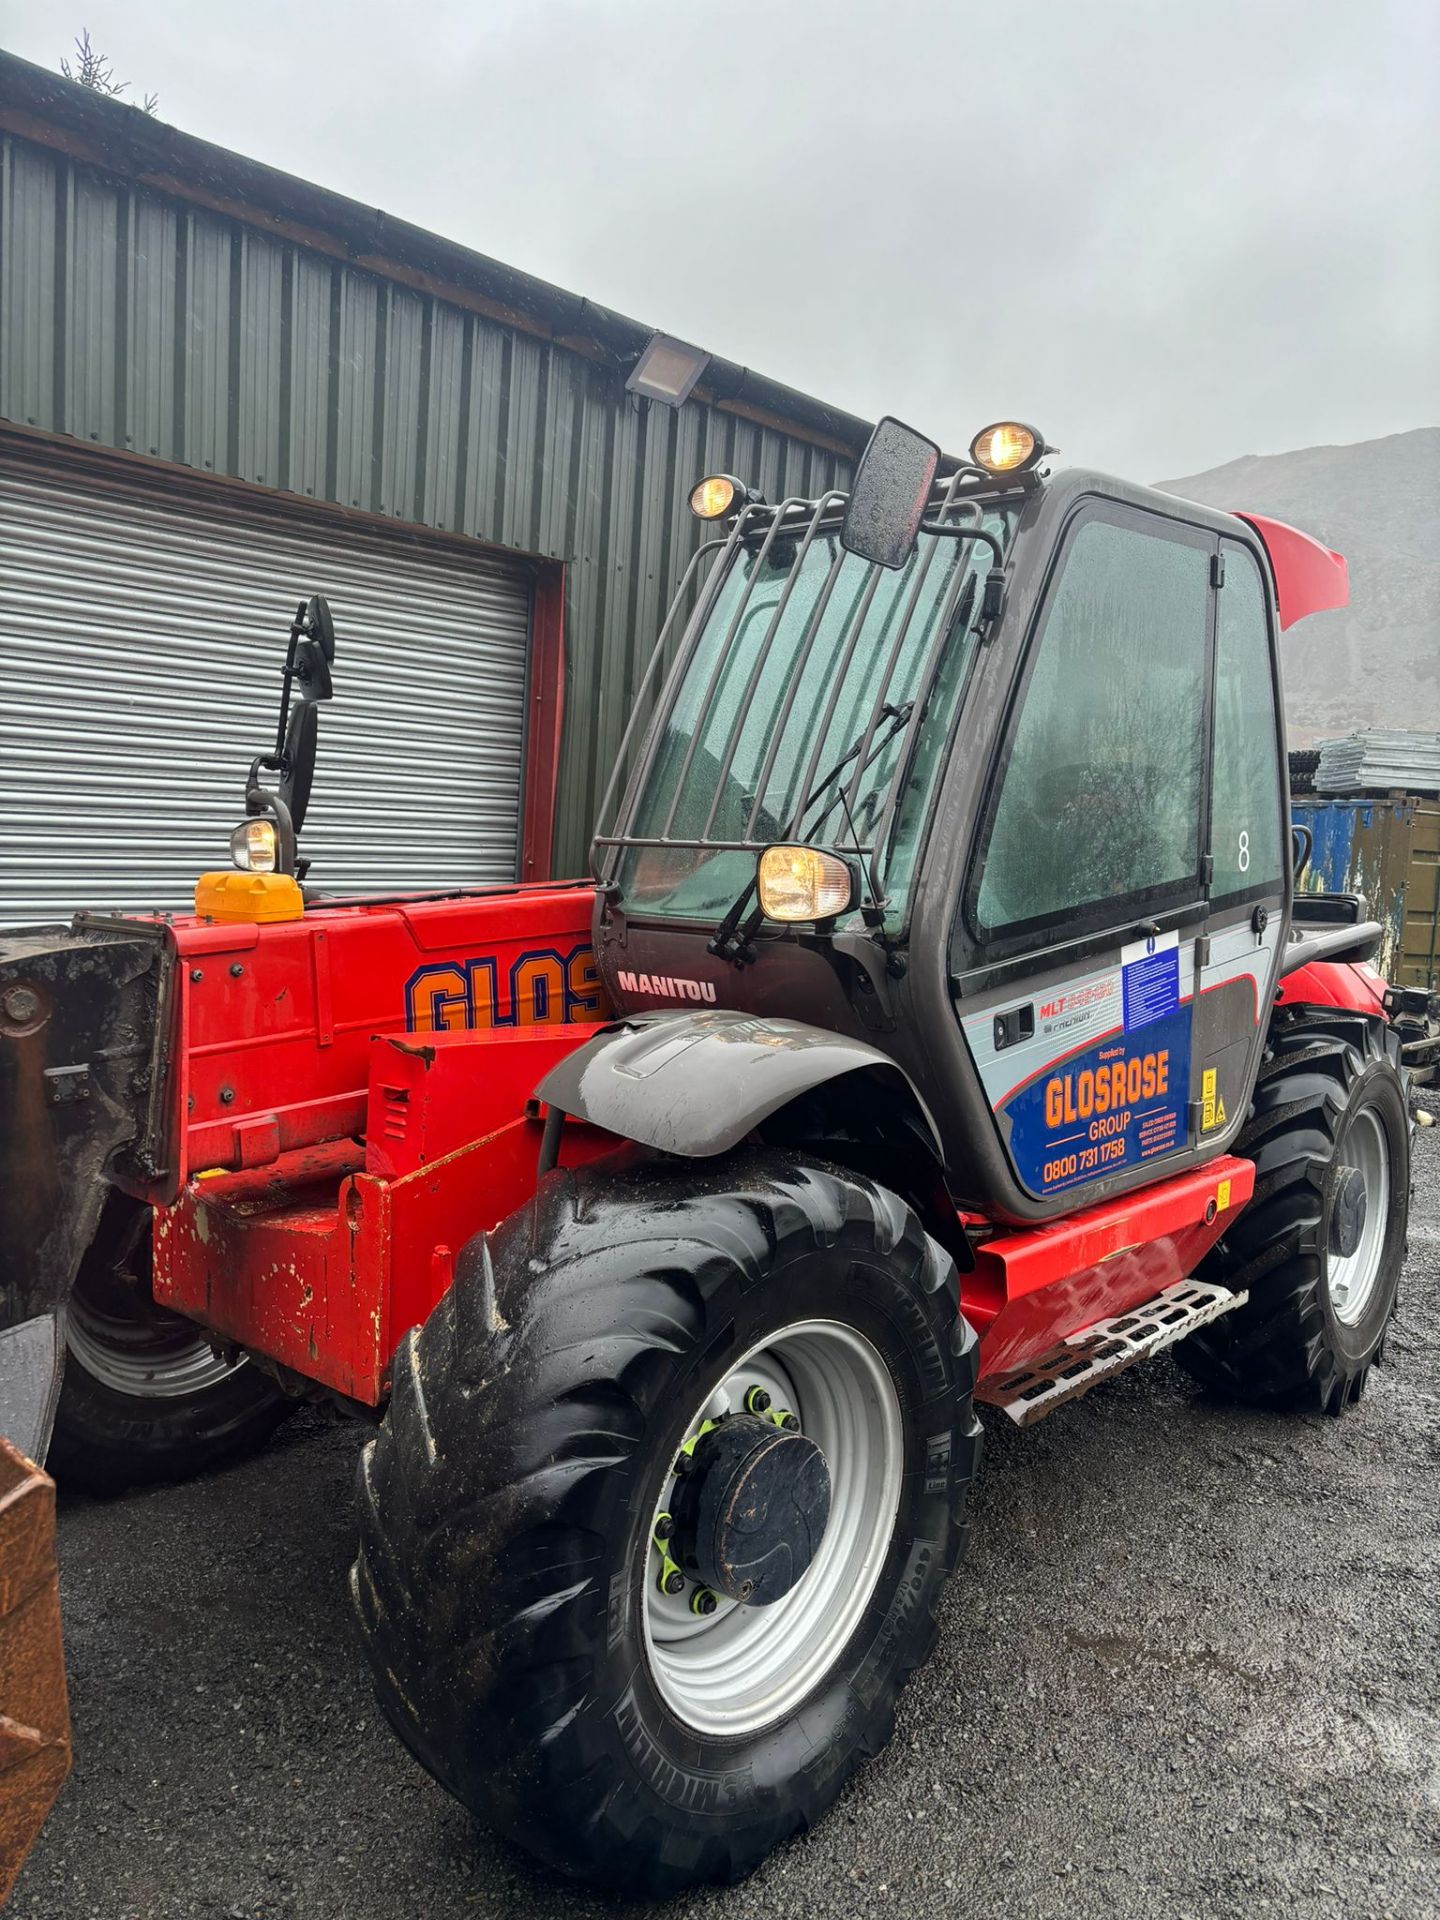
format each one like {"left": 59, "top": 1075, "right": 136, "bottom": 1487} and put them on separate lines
{"left": 917, "top": 523, "right": 1006, "bottom": 623}
{"left": 243, "top": 782, "right": 298, "bottom": 876}
{"left": 916, "top": 522, "right": 1004, "bottom": 567}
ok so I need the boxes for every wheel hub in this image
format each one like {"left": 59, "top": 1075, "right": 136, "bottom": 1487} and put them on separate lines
{"left": 1329, "top": 1165, "right": 1368, "bottom": 1259}
{"left": 1326, "top": 1107, "right": 1392, "bottom": 1326}
{"left": 673, "top": 1413, "right": 832, "bottom": 1606}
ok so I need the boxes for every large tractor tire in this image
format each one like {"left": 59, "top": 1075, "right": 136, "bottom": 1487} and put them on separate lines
{"left": 352, "top": 1150, "right": 982, "bottom": 1897}
{"left": 48, "top": 1195, "right": 293, "bottom": 1494}
{"left": 1178, "top": 1014, "right": 1410, "bottom": 1413}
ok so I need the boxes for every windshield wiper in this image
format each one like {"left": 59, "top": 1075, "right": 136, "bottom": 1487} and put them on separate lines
{"left": 707, "top": 701, "right": 913, "bottom": 964}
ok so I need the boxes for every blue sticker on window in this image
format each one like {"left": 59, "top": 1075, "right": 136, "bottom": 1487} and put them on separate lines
{"left": 1123, "top": 942, "right": 1180, "bottom": 1032}
{"left": 1001, "top": 1005, "right": 1192, "bottom": 1196}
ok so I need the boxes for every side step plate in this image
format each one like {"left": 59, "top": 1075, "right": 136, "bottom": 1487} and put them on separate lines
{"left": 975, "top": 1278, "right": 1249, "bottom": 1427}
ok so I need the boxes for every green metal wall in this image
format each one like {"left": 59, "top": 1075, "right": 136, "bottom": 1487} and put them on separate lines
{"left": 0, "top": 132, "right": 853, "bottom": 876}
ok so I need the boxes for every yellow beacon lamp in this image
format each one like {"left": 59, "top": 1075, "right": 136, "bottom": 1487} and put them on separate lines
{"left": 969, "top": 421, "right": 1049, "bottom": 476}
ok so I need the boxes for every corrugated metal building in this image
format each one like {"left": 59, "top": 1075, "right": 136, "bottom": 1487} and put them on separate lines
{"left": 0, "top": 52, "right": 865, "bottom": 925}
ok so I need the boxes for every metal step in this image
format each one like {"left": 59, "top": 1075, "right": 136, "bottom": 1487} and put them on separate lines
{"left": 975, "top": 1278, "right": 1249, "bottom": 1427}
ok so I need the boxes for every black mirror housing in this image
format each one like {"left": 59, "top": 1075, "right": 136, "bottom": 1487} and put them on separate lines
{"left": 278, "top": 700, "right": 319, "bottom": 835}
{"left": 307, "top": 594, "right": 336, "bottom": 664}
{"left": 840, "top": 416, "right": 940, "bottom": 571}
{"left": 290, "top": 636, "right": 333, "bottom": 703}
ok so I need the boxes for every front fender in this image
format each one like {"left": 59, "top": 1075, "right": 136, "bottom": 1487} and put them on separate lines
{"left": 534, "top": 1010, "right": 943, "bottom": 1160}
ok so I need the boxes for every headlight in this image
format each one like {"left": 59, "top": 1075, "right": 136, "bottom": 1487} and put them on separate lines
{"left": 756, "top": 845, "right": 856, "bottom": 922}
{"left": 230, "top": 819, "right": 278, "bottom": 872}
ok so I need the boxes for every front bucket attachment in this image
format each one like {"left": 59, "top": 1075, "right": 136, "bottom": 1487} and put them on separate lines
{"left": 0, "top": 1438, "right": 71, "bottom": 1905}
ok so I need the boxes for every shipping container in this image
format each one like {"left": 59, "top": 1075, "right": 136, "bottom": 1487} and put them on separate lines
{"left": 1293, "top": 796, "right": 1440, "bottom": 990}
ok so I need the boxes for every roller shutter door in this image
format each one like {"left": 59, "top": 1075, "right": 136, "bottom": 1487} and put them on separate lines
{"left": 0, "top": 444, "right": 532, "bottom": 927}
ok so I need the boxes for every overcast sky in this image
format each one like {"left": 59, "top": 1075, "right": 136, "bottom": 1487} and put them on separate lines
{"left": 5, "top": 0, "right": 1437, "bottom": 478}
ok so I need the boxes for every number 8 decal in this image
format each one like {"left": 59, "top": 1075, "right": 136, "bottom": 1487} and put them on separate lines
{"left": 1238, "top": 828, "right": 1250, "bottom": 872}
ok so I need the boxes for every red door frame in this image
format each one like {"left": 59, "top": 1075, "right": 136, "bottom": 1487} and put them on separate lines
{"left": 521, "top": 564, "right": 566, "bottom": 883}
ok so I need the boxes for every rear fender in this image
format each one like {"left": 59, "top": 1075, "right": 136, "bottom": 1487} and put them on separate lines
{"left": 1277, "top": 955, "right": 1389, "bottom": 1018}
{"left": 534, "top": 1010, "right": 945, "bottom": 1162}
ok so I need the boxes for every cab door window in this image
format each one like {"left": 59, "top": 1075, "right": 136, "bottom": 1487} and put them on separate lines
{"left": 1209, "top": 542, "right": 1284, "bottom": 899}
{"left": 973, "top": 511, "right": 1212, "bottom": 938}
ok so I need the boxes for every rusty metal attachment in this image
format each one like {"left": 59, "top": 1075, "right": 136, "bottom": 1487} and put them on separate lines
{"left": 0, "top": 1437, "right": 71, "bottom": 1905}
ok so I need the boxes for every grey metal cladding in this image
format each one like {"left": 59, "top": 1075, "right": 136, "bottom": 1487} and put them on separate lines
{"left": 0, "top": 133, "right": 852, "bottom": 877}
{"left": 0, "top": 440, "right": 533, "bottom": 925}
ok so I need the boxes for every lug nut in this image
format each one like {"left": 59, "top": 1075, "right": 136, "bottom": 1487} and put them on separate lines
{"left": 690, "top": 1587, "right": 718, "bottom": 1617}
{"left": 658, "top": 1566, "right": 685, "bottom": 1597}
{"left": 777, "top": 1411, "right": 800, "bottom": 1432}
{"left": 744, "top": 1385, "right": 771, "bottom": 1415}
{"left": 673, "top": 1451, "right": 695, "bottom": 1478}
{"left": 653, "top": 1512, "right": 674, "bottom": 1542}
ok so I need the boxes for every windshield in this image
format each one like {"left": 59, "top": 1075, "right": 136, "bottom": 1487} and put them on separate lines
{"left": 612, "top": 505, "right": 1014, "bottom": 930}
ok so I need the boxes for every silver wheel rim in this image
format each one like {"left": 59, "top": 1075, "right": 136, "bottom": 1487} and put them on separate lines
{"left": 642, "top": 1319, "right": 903, "bottom": 1737}
{"left": 1327, "top": 1106, "right": 1390, "bottom": 1326}
{"left": 66, "top": 1286, "right": 246, "bottom": 1400}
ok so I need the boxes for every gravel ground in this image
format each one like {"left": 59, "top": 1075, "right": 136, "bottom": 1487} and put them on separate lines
{"left": 14, "top": 1123, "right": 1440, "bottom": 1920}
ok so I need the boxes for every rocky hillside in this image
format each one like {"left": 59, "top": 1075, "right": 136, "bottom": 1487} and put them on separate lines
{"left": 1160, "top": 428, "right": 1439, "bottom": 744}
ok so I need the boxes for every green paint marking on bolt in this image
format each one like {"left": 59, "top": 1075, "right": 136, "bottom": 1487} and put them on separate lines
{"left": 675, "top": 1417, "right": 718, "bottom": 1471}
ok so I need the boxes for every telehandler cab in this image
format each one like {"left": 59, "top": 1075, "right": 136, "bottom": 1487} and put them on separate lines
{"left": 0, "top": 413, "right": 1413, "bottom": 1897}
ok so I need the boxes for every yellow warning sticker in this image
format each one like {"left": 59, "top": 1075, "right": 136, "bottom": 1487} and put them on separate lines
{"left": 1216, "top": 1178, "right": 1232, "bottom": 1212}
{"left": 1201, "top": 1068, "right": 1228, "bottom": 1131}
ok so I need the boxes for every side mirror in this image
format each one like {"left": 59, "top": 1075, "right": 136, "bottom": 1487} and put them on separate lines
{"left": 307, "top": 594, "right": 336, "bottom": 664}
{"left": 840, "top": 416, "right": 940, "bottom": 571}
{"left": 290, "top": 636, "right": 333, "bottom": 703}
{"left": 278, "top": 700, "right": 319, "bottom": 834}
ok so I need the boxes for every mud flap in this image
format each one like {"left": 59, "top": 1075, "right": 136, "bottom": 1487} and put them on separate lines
{"left": 0, "top": 1438, "right": 71, "bottom": 1903}
{"left": 0, "top": 920, "right": 171, "bottom": 1461}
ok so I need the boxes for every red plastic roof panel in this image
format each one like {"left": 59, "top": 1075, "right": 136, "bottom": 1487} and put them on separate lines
{"left": 1234, "top": 512, "right": 1349, "bottom": 630}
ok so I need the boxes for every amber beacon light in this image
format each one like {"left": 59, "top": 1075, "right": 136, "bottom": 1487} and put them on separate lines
{"left": 689, "top": 474, "right": 743, "bottom": 520}
{"left": 968, "top": 421, "right": 1048, "bottom": 475}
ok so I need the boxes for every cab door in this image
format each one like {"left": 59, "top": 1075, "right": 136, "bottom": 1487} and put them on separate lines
{"left": 1191, "top": 535, "right": 1290, "bottom": 1146}
{"left": 949, "top": 497, "right": 1220, "bottom": 1211}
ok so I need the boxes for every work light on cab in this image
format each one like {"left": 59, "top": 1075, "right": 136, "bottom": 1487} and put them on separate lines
{"left": 969, "top": 421, "right": 1048, "bottom": 475}
{"left": 689, "top": 474, "right": 747, "bottom": 520}
{"left": 756, "top": 844, "right": 856, "bottom": 922}
{"left": 230, "top": 818, "right": 278, "bottom": 872}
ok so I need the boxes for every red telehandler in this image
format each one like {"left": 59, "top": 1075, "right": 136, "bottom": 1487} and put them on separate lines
{"left": 0, "top": 415, "right": 1419, "bottom": 1897}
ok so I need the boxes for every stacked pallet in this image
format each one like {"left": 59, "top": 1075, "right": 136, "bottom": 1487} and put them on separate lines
{"left": 1315, "top": 730, "right": 1440, "bottom": 798}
